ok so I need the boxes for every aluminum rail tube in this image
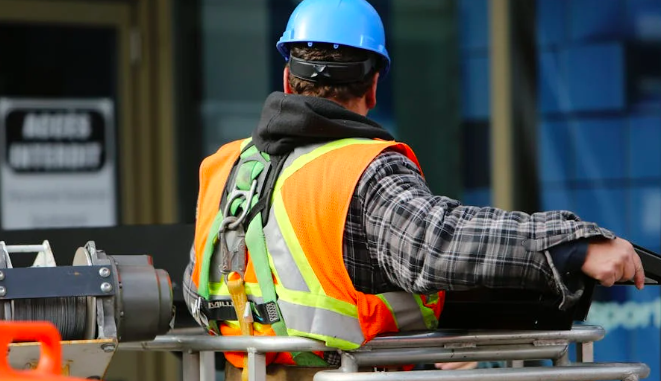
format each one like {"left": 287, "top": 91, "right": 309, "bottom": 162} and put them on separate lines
{"left": 578, "top": 341, "right": 595, "bottom": 362}
{"left": 248, "top": 349, "right": 267, "bottom": 381}
{"left": 361, "top": 325, "right": 605, "bottom": 350}
{"left": 165, "top": 327, "right": 208, "bottom": 335}
{"left": 313, "top": 363, "right": 650, "bottom": 381}
{"left": 350, "top": 345, "right": 567, "bottom": 366}
{"left": 200, "top": 352, "right": 216, "bottom": 381}
{"left": 119, "top": 335, "right": 333, "bottom": 353}
{"left": 182, "top": 352, "right": 200, "bottom": 381}
{"left": 4, "top": 245, "right": 47, "bottom": 253}
{"left": 119, "top": 326, "right": 602, "bottom": 354}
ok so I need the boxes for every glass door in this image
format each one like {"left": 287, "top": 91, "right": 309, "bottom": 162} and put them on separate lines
{"left": 0, "top": 0, "right": 132, "bottom": 230}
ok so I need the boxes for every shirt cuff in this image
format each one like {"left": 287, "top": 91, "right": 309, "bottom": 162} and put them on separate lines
{"left": 548, "top": 238, "right": 590, "bottom": 294}
{"left": 548, "top": 239, "right": 589, "bottom": 274}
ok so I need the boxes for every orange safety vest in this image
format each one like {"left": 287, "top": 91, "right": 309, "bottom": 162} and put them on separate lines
{"left": 191, "top": 138, "right": 445, "bottom": 368}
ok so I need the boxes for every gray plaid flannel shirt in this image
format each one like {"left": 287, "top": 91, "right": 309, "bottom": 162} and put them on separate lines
{"left": 184, "top": 149, "right": 614, "bottom": 327}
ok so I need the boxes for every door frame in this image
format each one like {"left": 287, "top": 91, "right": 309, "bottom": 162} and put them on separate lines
{"left": 0, "top": 0, "right": 133, "bottom": 224}
{"left": 0, "top": 0, "right": 178, "bottom": 226}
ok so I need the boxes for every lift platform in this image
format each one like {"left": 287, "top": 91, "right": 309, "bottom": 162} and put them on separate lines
{"left": 0, "top": 225, "right": 659, "bottom": 381}
{"left": 119, "top": 325, "right": 650, "bottom": 381}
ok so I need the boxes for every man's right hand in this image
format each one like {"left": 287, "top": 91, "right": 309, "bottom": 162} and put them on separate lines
{"left": 581, "top": 238, "right": 645, "bottom": 290}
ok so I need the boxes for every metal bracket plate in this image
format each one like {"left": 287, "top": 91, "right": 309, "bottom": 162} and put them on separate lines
{"left": 0, "top": 265, "right": 115, "bottom": 299}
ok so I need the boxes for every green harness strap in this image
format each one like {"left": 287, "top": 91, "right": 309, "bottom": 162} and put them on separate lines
{"left": 204, "top": 142, "right": 328, "bottom": 367}
{"left": 245, "top": 214, "right": 329, "bottom": 367}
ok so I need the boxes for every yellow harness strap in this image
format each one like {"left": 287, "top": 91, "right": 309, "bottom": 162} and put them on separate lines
{"left": 227, "top": 271, "right": 253, "bottom": 381}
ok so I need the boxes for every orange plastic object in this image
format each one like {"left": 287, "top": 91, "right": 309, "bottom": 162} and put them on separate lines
{"left": 0, "top": 321, "right": 87, "bottom": 381}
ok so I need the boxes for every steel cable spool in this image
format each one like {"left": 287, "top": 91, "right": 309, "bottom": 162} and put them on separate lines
{"left": 0, "top": 242, "right": 95, "bottom": 341}
{"left": 0, "top": 240, "right": 174, "bottom": 380}
{"left": 12, "top": 297, "right": 89, "bottom": 341}
{"left": 0, "top": 240, "right": 174, "bottom": 343}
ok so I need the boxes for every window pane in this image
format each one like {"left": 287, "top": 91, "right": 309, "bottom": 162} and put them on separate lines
{"left": 457, "top": 0, "right": 491, "bottom": 205}
{"left": 536, "top": 1, "right": 661, "bottom": 377}
{"left": 199, "top": 0, "right": 270, "bottom": 155}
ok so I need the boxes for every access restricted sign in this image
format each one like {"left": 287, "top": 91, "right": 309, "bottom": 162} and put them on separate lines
{"left": 0, "top": 98, "right": 117, "bottom": 230}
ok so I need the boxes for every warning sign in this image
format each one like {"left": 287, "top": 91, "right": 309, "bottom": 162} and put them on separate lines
{"left": 0, "top": 98, "right": 117, "bottom": 230}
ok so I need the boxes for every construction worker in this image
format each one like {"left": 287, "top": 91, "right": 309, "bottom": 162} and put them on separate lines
{"left": 183, "top": 0, "right": 645, "bottom": 379}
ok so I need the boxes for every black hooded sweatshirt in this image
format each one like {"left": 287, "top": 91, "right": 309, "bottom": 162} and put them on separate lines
{"left": 251, "top": 91, "right": 394, "bottom": 155}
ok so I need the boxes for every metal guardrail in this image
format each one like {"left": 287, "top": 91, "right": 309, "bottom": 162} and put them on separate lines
{"left": 118, "top": 325, "right": 650, "bottom": 381}
{"left": 313, "top": 363, "right": 650, "bottom": 381}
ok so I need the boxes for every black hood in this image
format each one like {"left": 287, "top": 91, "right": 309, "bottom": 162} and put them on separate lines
{"left": 252, "top": 92, "right": 394, "bottom": 155}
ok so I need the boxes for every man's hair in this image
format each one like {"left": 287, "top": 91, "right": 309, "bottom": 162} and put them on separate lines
{"left": 287, "top": 43, "right": 380, "bottom": 103}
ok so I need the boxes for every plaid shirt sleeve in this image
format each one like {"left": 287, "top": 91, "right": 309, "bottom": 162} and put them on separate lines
{"left": 352, "top": 150, "right": 615, "bottom": 309}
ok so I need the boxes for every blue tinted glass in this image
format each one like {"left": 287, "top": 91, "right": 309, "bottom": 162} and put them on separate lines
{"left": 539, "top": 119, "right": 571, "bottom": 183}
{"left": 572, "top": 186, "right": 627, "bottom": 236}
{"left": 571, "top": 117, "right": 626, "bottom": 181}
{"left": 628, "top": 186, "right": 661, "bottom": 249}
{"left": 629, "top": 115, "right": 661, "bottom": 179}
{"left": 461, "top": 187, "right": 491, "bottom": 207}
{"left": 458, "top": 0, "right": 489, "bottom": 51}
{"left": 536, "top": 0, "right": 568, "bottom": 46}
{"left": 562, "top": 43, "right": 625, "bottom": 112}
{"left": 569, "top": 0, "right": 626, "bottom": 42}
{"left": 541, "top": 186, "right": 573, "bottom": 210}
{"left": 461, "top": 56, "right": 490, "bottom": 120}
{"left": 538, "top": 49, "right": 564, "bottom": 114}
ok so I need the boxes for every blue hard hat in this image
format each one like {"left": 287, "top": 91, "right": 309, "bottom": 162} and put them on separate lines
{"left": 276, "top": 0, "right": 391, "bottom": 77}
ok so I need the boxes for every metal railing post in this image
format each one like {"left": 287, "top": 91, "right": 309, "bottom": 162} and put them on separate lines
{"left": 340, "top": 352, "right": 359, "bottom": 373}
{"left": 248, "top": 348, "right": 266, "bottom": 381}
{"left": 577, "top": 342, "right": 595, "bottom": 363}
{"left": 553, "top": 348, "right": 571, "bottom": 366}
{"left": 507, "top": 360, "right": 525, "bottom": 368}
{"left": 200, "top": 351, "right": 216, "bottom": 381}
{"left": 182, "top": 351, "right": 201, "bottom": 381}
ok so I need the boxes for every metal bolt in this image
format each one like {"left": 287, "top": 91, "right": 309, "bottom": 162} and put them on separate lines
{"left": 100, "top": 282, "right": 113, "bottom": 293}
{"left": 101, "top": 343, "right": 116, "bottom": 353}
{"left": 0, "top": 271, "right": 4, "bottom": 281}
{"left": 98, "top": 267, "right": 110, "bottom": 278}
{"left": 0, "top": 286, "right": 5, "bottom": 297}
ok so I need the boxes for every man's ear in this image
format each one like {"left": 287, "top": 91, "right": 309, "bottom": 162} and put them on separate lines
{"left": 283, "top": 66, "right": 293, "bottom": 94}
{"left": 365, "top": 72, "right": 379, "bottom": 110}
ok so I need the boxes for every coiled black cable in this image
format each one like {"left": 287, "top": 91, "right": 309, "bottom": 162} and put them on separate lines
{"left": 13, "top": 297, "right": 88, "bottom": 340}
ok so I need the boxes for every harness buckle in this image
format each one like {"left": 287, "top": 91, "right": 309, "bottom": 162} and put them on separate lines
{"left": 243, "top": 301, "right": 254, "bottom": 323}
{"left": 221, "top": 179, "right": 258, "bottom": 231}
{"left": 192, "top": 296, "right": 210, "bottom": 329}
{"left": 217, "top": 179, "right": 256, "bottom": 278}
{"left": 217, "top": 221, "right": 246, "bottom": 277}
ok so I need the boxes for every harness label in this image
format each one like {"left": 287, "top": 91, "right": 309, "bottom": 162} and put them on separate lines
{"left": 207, "top": 300, "right": 234, "bottom": 309}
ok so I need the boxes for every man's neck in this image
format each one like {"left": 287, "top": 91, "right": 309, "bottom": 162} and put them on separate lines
{"left": 326, "top": 97, "right": 368, "bottom": 116}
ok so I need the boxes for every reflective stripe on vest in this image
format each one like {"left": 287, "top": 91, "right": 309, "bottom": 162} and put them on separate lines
{"left": 378, "top": 292, "right": 428, "bottom": 331}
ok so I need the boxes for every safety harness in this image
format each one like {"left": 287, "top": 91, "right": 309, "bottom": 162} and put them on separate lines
{"left": 198, "top": 140, "right": 328, "bottom": 376}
